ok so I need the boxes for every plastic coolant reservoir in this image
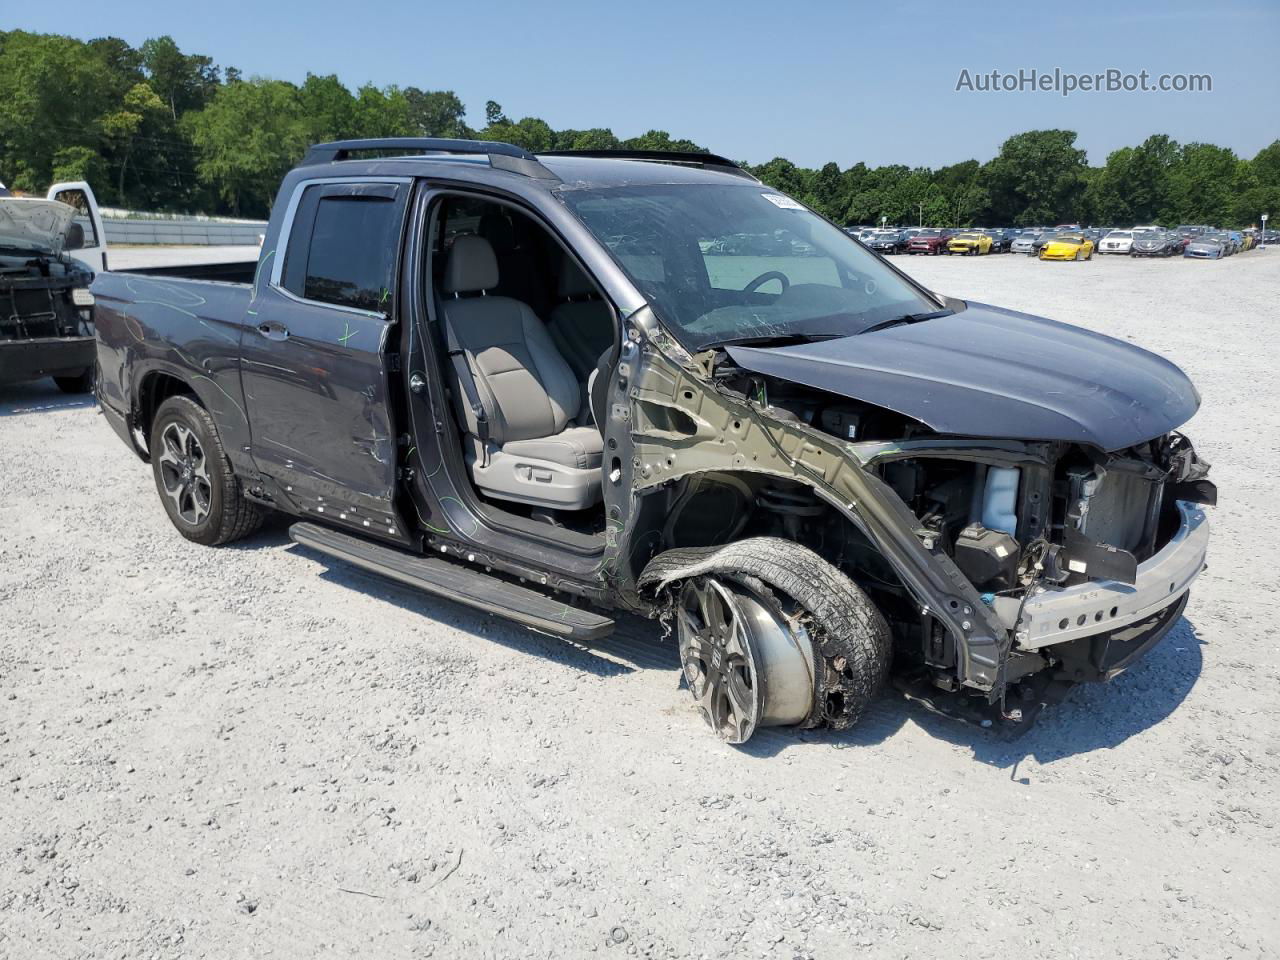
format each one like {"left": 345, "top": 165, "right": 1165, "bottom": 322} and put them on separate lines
{"left": 981, "top": 467, "right": 1020, "bottom": 535}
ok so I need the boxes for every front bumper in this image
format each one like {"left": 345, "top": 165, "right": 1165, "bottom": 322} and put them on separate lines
{"left": 0, "top": 336, "right": 96, "bottom": 383}
{"left": 993, "top": 501, "right": 1207, "bottom": 651}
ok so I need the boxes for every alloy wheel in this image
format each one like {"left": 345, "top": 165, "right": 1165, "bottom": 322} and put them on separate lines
{"left": 156, "top": 422, "right": 212, "bottom": 525}
{"left": 676, "top": 577, "right": 762, "bottom": 743}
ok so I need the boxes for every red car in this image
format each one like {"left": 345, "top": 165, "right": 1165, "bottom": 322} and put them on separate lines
{"left": 906, "top": 228, "right": 954, "bottom": 255}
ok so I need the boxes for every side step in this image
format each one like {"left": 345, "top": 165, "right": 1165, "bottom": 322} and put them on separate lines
{"left": 289, "top": 523, "right": 615, "bottom": 642}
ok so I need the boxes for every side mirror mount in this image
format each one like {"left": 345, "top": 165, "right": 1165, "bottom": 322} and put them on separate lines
{"left": 64, "top": 222, "right": 85, "bottom": 251}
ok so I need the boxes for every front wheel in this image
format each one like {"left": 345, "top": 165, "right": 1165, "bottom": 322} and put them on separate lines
{"left": 642, "top": 538, "right": 891, "bottom": 744}
{"left": 150, "top": 395, "right": 262, "bottom": 545}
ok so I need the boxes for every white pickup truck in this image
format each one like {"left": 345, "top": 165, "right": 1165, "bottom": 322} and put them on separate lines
{"left": 0, "top": 181, "right": 108, "bottom": 391}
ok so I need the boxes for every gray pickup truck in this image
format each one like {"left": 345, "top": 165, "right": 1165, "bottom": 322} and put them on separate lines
{"left": 91, "top": 138, "right": 1214, "bottom": 745}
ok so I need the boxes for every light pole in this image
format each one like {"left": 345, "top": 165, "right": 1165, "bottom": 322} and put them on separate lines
{"left": 917, "top": 202, "right": 925, "bottom": 227}
{"left": 1262, "top": 213, "right": 1269, "bottom": 250}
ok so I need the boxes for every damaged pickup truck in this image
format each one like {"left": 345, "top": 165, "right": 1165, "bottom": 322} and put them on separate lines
{"left": 1, "top": 183, "right": 106, "bottom": 392}
{"left": 91, "top": 139, "right": 1214, "bottom": 744}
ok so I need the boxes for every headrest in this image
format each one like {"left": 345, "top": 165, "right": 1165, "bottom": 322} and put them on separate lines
{"left": 557, "top": 256, "right": 596, "bottom": 298}
{"left": 443, "top": 235, "right": 499, "bottom": 293}
{"left": 478, "top": 211, "right": 517, "bottom": 252}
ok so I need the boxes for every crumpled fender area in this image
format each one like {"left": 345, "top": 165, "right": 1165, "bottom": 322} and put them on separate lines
{"left": 638, "top": 537, "right": 890, "bottom": 730}
{"left": 609, "top": 319, "right": 1009, "bottom": 694}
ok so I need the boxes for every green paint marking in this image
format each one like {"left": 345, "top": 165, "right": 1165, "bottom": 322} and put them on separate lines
{"left": 338, "top": 320, "right": 356, "bottom": 345}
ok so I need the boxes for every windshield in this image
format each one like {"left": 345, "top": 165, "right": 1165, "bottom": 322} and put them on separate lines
{"left": 557, "top": 183, "right": 940, "bottom": 350}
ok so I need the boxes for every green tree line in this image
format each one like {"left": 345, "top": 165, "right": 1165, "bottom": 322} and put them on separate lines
{"left": 2, "top": 29, "right": 1276, "bottom": 226}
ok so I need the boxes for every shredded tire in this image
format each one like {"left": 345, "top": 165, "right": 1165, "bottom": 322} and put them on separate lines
{"left": 150, "top": 395, "right": 262, "bottom": 546}
{"left": 639, "top": 537, "right": 891, "bottom": 731}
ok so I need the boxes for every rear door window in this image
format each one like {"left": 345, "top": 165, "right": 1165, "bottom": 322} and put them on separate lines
{"left": 281, "top": 182, "right": 405, "bottom": 313}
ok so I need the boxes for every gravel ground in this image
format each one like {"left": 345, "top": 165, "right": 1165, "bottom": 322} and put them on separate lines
{"left": 2, "top": 249, "right": 1278, "bottom": 959}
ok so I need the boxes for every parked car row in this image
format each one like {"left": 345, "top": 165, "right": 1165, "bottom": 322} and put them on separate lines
{"left": 845, "top": 226, "right": 1025, "bottom": 256}
{"left": 843, "top": 222, "right": 1268, "bottom": 263}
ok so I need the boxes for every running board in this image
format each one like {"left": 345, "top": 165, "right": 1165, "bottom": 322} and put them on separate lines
{"left": 289, "top": 522, "right": 615, "bottom": 642}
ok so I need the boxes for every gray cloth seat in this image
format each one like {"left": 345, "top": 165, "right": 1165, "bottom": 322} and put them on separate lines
{"left": 439, "top": 235, "right": 603, "bottom": 511}
{"left": 547, "top": 257, "right": 616, "bottom": 384}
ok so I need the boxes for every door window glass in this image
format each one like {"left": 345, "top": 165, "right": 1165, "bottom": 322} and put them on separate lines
{"left": 51, "top": 189, "right": 97, "bottom": 246}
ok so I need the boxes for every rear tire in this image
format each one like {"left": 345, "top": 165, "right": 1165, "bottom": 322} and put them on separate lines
{"left": 53, "top": 368, "right": 94, "bottom": 393}
{"left": 641, "top": 538, "right": 891, "bottom": 744}
{"left": 150, "top": 395, "right": 262, "bottom": 546}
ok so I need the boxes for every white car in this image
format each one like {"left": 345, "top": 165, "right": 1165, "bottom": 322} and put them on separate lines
{"left": 1099, "top": 229, "right": 1136, "bottom": 254}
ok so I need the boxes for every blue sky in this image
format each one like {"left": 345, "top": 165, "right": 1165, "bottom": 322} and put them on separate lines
{"left": 12, "top": 1, "right": 1279, "bottom": 168}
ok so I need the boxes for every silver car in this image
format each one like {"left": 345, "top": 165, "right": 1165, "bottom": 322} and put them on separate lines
{"left": 1010, "top": 231, "right": 1040, "bottom": 255}
{"left": 1184, "top": 236, "right": 1226, "bottom": 259}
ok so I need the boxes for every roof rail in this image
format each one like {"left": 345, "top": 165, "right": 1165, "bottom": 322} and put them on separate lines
{"left": 301, "top": 138, "right": 557, "bottom": 179}
{"left": 538, "top": 149, "right": 759, "bottom": 181}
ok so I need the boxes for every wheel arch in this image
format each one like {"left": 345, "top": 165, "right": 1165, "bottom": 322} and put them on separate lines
{"left": 615, "top": 334, "right": 1008, "bottom": 693}
{"left": 131, "top": 364, "right": 205, "bottom": 460}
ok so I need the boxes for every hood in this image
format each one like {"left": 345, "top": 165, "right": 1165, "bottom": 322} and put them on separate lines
{"left": 726, "top": 301, "right": 1200, "bottom": 451}
{"left": 0, "top": 198, "right": 75, "bottom": 256}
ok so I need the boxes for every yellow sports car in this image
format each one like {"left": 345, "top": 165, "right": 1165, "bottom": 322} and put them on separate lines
{"left": 1039, "top": 232, "right": 1095, "bottom": 261}
{"left": 947, "top": 231, "right": 992, "bottom": 255}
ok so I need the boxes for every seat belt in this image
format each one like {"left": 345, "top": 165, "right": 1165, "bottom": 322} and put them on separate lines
{"left": 444, "top": 322, "right": 490, "bottom": 459}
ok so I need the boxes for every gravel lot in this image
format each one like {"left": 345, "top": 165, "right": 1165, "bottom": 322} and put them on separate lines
{"left": 2, "top": 249, "right": 1278, "bottom": 959}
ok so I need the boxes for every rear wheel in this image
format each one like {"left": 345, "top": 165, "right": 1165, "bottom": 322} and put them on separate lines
{"left": 644, "top": 538, "right": 891, "bottom": 745}
{"left": 150, "top": 395, "right": 262, "bottom": 545}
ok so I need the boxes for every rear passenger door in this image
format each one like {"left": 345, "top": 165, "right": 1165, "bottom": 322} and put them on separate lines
{"left": 241, "top": 178, "right": 409, "bottom": 532}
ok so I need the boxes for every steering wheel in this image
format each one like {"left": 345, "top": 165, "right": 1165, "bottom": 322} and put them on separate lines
{"left": 743, "top": 271, "right": 790, "bottom": 295}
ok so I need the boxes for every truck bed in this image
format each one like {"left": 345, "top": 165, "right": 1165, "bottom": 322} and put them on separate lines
{"left": 108, "top": 244, "right": 261, "bottom": 284}
{"left": 92, "top": 267, "right": 257, "bottom": 456}
{"left": 119, "top": 260, "right": 258, "bottom": 284}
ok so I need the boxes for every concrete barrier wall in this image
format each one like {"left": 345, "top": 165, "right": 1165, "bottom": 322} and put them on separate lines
{"left": 102, "top": 218, "right": 267, "bottom": 246}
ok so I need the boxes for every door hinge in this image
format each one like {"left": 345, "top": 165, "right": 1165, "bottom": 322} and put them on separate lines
{"left": 386, "top": 352, "right": 402, "bottom": 373}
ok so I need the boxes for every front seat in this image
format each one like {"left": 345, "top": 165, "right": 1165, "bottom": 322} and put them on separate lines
{"left": 547, "top": 256, "right": 615, "bottom": 384}
{"left": 439, "top": 235, "right": 603, "bottom": 512}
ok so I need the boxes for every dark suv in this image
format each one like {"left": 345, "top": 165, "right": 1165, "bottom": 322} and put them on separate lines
{"left": 91, "top": 139, "right": 1214, "bottom": 745}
